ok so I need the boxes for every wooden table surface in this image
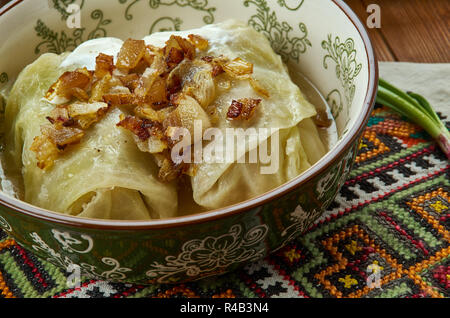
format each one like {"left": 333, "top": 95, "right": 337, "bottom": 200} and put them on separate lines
{"left": 1, "top": 0, "right": 449, "bottom": 63}
{"left": 344, "top": 0, "right": 449, "bottom": 63}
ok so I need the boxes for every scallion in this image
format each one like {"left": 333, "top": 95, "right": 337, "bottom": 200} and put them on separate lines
{"left": 376, "top": 78, "right": 450, "bottom": 160}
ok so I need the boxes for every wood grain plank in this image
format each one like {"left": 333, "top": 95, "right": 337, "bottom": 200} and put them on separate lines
{"left": 362, "top": 0, "right": 450, "bottom": 63}
{"left": 344, "top": 0, "right": 396, "bottom": 61}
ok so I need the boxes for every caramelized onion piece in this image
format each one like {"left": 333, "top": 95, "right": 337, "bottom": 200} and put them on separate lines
{"left": 163, "top": 95, "right": 212, "bottom": 142}
{"left": 31, "top": 125, "right": 85, "bottom": 169}
{"left": 158, "top": 157, "right": 190, "bottom": 183}
{"left": 129, "top": 56, "right": 166, "bottom": 106}
{"left": 134, "top": 105, "right": 160, "bottom": 122}
{"left": 117, "top": 115, "right": 150, "bottom": 141}
{"left": 227, "top": 98, "right": 261, "bottom": 121}
{"left": 188, "top": 34, "right": 209, "bottom": 51}
{"left": 36, "top": 68, "right": 111, "bottom": 169}
{"left": 117, "top": 116, "right": 163, "bottom": 141}
{"left": 41, "top": 125, "right": 85, "bottom": 149}
{"left": 47, "top": 106, "right": 71, "bottom": 127}
{"left": 165, "top": 47, "right": 185, "bottom": 70}
{"left": 118, "top": 73, "right": 140, "bottom": 92}
{"left": 164, "top": 35, "right": 198, "bottom": 70}
{"left": 174, "top": 35, "right": 196, "bottom": 60}
{"left": 184, "top": 68, "right": 216, "bottom": 108}
{"left": 90, "top": 73, "right": 112, "bottom": 102}
{"left": 167, "top": 59, "right": 216, "bottom": 108}
{"left": 135, "top": 55, "right": 169, "bottom": 106}
{"left": 116, "top": 38, "right": 146, "bottom": 70}
{"left": 95, "top": 53, "right": 115, "bottom": 79}
{"left": 222, "top": 58, "right": 253, "bottom": 78}
{"left": 70, "top": 87, "right": 90, "bottom": 102}
{"left": 67, "top": 101, "right": 110, "bottom": 129}
{"left": 249, "top": 78, "right": 270, "bottom": 98}
{"left": 103, "top": 93, "right": 136, "bottom": 106}
{"left": 147, "top": 77, "right": 168, "bottom": 107}
{"left": 117, "top": 115, "right": 168, "bottom": 154}
{"left": 134, "top": 67, "right": 158, "bottom": 102}
{"left": 166, "top": 59, "right": 191, "bottom": 95}
{"left": 46, "top": 68, "right": 93, "bottom": 103}
{"left": 30, "top": 135, "right": 60, "bottom": 170}
{"left": 201, "top": 55, "right": 228, "bottom": 77}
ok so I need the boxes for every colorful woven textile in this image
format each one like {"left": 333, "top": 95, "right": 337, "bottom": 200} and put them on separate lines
{"left": 0, "top": 104, "right": 449, "bottom": 298}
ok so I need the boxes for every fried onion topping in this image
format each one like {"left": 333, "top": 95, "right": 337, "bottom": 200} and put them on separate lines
{"left": 227, "top": 98, "right": 261, "bottom": 121}
{"left": 35, "top": 33, "right": 269, "bottom": 181}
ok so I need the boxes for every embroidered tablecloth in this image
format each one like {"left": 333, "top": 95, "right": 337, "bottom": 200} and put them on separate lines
{"left": 0, "top": 62, "right": 448, "bottom": 298}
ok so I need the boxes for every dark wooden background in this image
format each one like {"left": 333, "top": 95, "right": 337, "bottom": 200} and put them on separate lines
{"left": 344, "top": 0, "right": 449, "bottom": 63}
{"left": 1, "top": 0, "right": 449, "bottom": 62}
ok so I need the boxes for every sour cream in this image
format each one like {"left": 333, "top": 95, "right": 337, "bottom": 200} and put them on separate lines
{"left": 142, "top": 22, "right": 236, "bottom": 53}
{"left": 59, "top": 21, "right": 238, "bottom": 71}
{"left": 60, "top": 37, "right": 124, "bottom": 70}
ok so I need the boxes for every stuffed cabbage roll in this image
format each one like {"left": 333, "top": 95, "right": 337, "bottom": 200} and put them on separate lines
{"left": 143, "top": 20, "right": 327, "bottom": 209}
{"left": 3, "top": 53, "right": 178, "bottom": 220}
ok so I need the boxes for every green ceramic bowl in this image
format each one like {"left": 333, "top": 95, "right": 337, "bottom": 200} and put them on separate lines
{"left": 0, "top": 0, "right": 377, "bottom": 284}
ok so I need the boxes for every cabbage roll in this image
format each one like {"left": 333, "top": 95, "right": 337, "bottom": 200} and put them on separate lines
{"left": 4, "top": 53, "right": 178, "bottom": 220}
{"left": 143, "top": 20, "right": 327, "bottom": 209}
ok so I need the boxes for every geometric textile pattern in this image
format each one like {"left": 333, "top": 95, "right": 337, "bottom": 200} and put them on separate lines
{"left": 0, "top": 106, "right": 449, "bottom": 298}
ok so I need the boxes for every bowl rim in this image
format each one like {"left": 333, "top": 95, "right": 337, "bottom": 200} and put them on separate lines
{"left": 0, "top": 0, "right": 378, "bottom": 230}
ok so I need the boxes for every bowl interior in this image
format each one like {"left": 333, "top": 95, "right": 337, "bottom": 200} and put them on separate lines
{"left": 0, "top": 0, "right": 375, "bottom": 225}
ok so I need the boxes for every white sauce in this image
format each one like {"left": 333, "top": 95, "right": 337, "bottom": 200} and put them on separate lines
{"left": 60, "top": 37, "right": 124, "bottom": 70}
{"left": 142, "top": 23, "right": 235, "bottom": 53}
{"left": 59, "top": 21, "right": 237, "bottom": 72}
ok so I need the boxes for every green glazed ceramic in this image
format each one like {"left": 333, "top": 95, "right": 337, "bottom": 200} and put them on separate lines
{"left": 0, "top": 0, "right": 378, "bottom": 284}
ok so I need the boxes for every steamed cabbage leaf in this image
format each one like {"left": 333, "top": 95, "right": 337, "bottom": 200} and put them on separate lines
{"left": 145, "top": 20, "right": 326, "bottom": 209}
{"left": 4, "top": 53, "right": 178, "bottom": 220}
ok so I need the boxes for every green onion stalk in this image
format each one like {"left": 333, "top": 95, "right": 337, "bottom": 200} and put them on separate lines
{"left": 376, "top": 78, "right": 450, "bottom": 160}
